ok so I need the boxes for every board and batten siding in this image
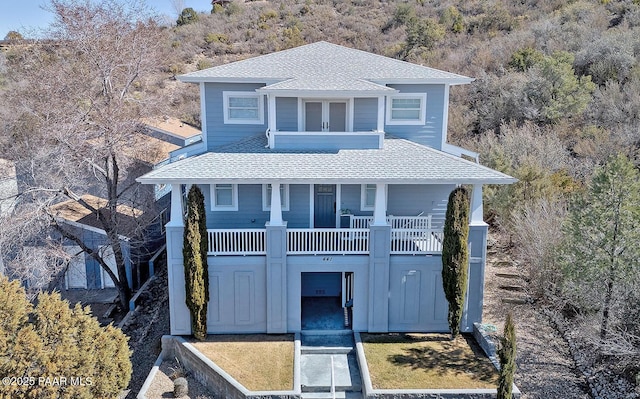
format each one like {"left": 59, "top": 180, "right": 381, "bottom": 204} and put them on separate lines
{"left": 202, "top": 184, "right": 310, "bottom": 229}
{"left": 353, "top": 98, "right": 378, "bottom": 131}
{"left": 207, "top": 256, "right": 267, "bottom": 333}
{"left": 388, "top": 256, "right": 449, "bottom": 332}
{"left": 204, "top": 82, "right": 267, "bottom": 149}
{"left": 384, "top": 84, "right": 446, "bottom": 150}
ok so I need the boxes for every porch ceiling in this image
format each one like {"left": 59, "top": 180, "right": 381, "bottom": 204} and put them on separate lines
{"left": 137, "top": 135, "right": 516, "bottom": 185}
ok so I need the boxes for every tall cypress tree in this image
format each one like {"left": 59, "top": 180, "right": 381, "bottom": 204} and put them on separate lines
{"left": 183, "top": 185, "right": 209, "bottom": 340}
{"left": 497, "top": 312, "right": 517, "bottom": 399}
{"left": 441, "top": 186, "right": 470, "bottom": 338}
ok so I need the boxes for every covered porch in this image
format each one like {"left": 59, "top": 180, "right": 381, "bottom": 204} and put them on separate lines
{"left": 168, "top": 180, "right": 485, "bottom": 257}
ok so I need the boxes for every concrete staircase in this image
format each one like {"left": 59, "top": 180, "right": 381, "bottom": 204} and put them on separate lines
{"left": 300, "top": 331, "right": 362, "bottom": 399}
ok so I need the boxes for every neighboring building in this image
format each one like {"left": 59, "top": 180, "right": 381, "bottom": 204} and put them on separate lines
{"left": 52, "top": 125, "right": 200, "bottom": 291}
{"left": 138, "top": 42, "right": 516, "bottom": 335}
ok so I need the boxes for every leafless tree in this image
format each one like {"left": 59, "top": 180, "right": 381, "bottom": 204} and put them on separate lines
{"left": 0, "top": 0, "right": 167, "bottom": 309}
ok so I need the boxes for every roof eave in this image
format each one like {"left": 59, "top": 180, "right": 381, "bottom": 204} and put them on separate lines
{"left": 255, "top": 88, "right": 398, "bottom": 97}
{"left": 371, "top": 78, "right": 475, "bottom": 85}
{"left": 177, "top": 76, "right": 283, "bottom": 84}
{"left": 137, "top": 176, "right": 517, "bottom": 185}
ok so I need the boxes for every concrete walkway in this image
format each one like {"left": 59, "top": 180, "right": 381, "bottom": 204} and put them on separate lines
{"left": 300, "top": 331, "right": 362, "bottom": 399}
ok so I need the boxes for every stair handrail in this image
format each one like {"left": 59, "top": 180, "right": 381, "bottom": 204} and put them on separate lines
{"left": 330, "top": 354, "right": 336, "bottom": 399}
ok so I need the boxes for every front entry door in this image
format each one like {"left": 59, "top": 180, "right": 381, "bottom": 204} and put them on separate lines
{"left": 304, "top": 101, "right": 347, "bottom": 132}
{"left": 314, "top": 184, "right": 336, "bottom": 227}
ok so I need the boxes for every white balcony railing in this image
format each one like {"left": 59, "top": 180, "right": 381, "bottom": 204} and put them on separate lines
{"left": 391, "top": 229, "right": 444, "bottom": 254}
{"left": 287, "top": 228, "right": 369, "bottom": 254}
{"left": 349, "top": 215, "right": 432, "bottom": 230}
{"left": 207, "top": 229, "right": 266, "bottom": 255}
{"left": 206, "top": 221, "right": 443, "bottom": 256}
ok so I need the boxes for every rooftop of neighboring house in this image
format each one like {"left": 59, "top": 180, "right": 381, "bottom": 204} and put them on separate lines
{"left": 142, "top": 116, "right": 201, "bottom": 140}
{"left": 49, "top": 194, "right": 144, "bottom": 233}
{"left": 125, "top": 133, "right": 181, "bottom": 166}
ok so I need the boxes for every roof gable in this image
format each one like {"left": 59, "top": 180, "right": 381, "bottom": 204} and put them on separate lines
{"left": 178, "top": 42, "right": 473, "bottom": 90}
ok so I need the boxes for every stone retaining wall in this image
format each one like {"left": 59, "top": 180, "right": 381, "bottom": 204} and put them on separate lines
{"left": 161, "top": 335, "right": 299, "bottom": 399}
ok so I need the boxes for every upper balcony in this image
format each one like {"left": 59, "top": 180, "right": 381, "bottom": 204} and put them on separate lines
{"left": 267, "top": 130, "right": 384, "bottom": 150}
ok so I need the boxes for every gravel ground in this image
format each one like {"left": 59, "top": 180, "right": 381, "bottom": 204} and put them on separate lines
{"left": 144, "top": 359, "right": 214, "bottom": 399}
{"left": 483, "top": 237, "right": 592, "bottom": 399}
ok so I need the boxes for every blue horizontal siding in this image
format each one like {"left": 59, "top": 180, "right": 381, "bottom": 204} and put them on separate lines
{"left": 353, "top": 98, "right": 378, "bottom": 131}
{"left": 384, "top": 84, "right": 445, "bottom": 150}
{"left": 204, "top": 83, "right": 267, "bottom": 150}
{"left": 203, "top": 184, "right": 310, "bottom": 229}
{"left": 200, "top": 183, "right": 452, "bottom": 230}
{"left": 274, "top": 134, "right": 379, "bottom": 150}
{"left": 387, "top": 184, "right": 453, "bottom": 229}
{"left": 339, "top": 184, "right": 453, "bottom": 228}
{"left": 276, "top": 97, "right": 298, "bottom": 131}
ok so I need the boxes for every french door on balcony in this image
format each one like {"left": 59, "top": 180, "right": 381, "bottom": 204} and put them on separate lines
{"left": 304, "top": 100, "right": 347, "bottom": 132}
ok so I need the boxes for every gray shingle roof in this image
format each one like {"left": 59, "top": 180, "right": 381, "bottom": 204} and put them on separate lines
{"left": 137, "top": 135, "right": 516, "bottom": 185}
{"left": 178, "top": 42, "right": 473, "bottom": 91}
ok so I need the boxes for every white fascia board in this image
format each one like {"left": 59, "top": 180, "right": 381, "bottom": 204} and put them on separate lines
{"left": 136, "top": 176, "right": 517, "bottom": 185}
{"left": 371, "top": 78, "right": 475, "bottom": 85}
{"left": 177, "top": 76, "right": 283, "bottom": 84}
{"left": 255, "top": 89, "right": 397, "bottom": 97}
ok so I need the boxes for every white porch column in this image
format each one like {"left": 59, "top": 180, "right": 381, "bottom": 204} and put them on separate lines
{"left": 470, "top": 184, "right": 484, "bottom": 224}
{"left": 167, "top": 184, "right": 184, "bottom": 227}
{"left": 268, "top": 94, "right": 276, "bottom": 148}
{"left": 372, "top": 183, "right": 387, "bottom": 226}
{"left": 377, "top": 96, "right": 385, "bottom": 132}
{"left": 269, "top": 182, "right": 284, "bottom": 226}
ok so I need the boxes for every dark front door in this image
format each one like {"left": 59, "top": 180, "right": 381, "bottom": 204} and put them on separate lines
{"left": 314, "top": 184, "right": 336, "bottom": 228}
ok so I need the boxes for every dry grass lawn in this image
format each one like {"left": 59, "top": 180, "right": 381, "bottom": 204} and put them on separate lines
{"left": 361, "top": 333, "right": 498, "bottom": 389}
{"left": 191, "top": 334, "right": 294, "bottom": 391}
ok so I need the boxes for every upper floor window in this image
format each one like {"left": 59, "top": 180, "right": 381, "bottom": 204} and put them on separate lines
{"left": 386, "top": 93, "right": 427, "bottom": 125}
{"left": 211, "top": 183, "right": 238, "bottom": 211}
{"left": 262, "top": 184, "right": 289, "bottom": 211}
{"left": 223, "top": 92, "right": 264, "bottom": 124}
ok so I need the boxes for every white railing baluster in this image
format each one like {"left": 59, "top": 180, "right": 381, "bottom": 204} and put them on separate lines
{"left": 207, "top": 229, "right": 267, "bottom": 255}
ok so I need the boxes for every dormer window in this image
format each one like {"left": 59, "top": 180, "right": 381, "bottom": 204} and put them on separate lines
{"left": 386, "top": 93, "right": 427, "bottom": 125}
{"left": 223, "top": 92, "right": 264, "bottom": 124}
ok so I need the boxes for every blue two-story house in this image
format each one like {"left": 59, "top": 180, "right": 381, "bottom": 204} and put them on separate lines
{"left": 138, "top": 42, "right": 515, "bottom": 336}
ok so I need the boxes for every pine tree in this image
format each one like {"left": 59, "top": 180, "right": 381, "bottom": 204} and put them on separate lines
{"left": 183, "top": 185, "right": 209, "bottom": 340}
{"left": 441, "top": 186, "right": 470, "bottom": 338}
{"left": 0, "top": 276, "right": 131, "bottom": 399}
{"left": 562, "top": 154, "right": 640, "bottom": 340}
{"left": 497, "top": 312, "right": 517, "bottom": 399}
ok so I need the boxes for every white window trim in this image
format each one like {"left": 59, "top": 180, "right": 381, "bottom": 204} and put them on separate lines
{"left": 211, "top": 184, "right": 238, "bottom": 211}
{"left": 360, "top": 183, "right": 389, "bottom": 212}
{"left": 223, "top": 91, "right": 264, "bottom": 125}
{"left": 262, "top": 184, "right": 290, "bottom": 211}
{"left": 385, "top": 93, "right": 427, "bottom": 125}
